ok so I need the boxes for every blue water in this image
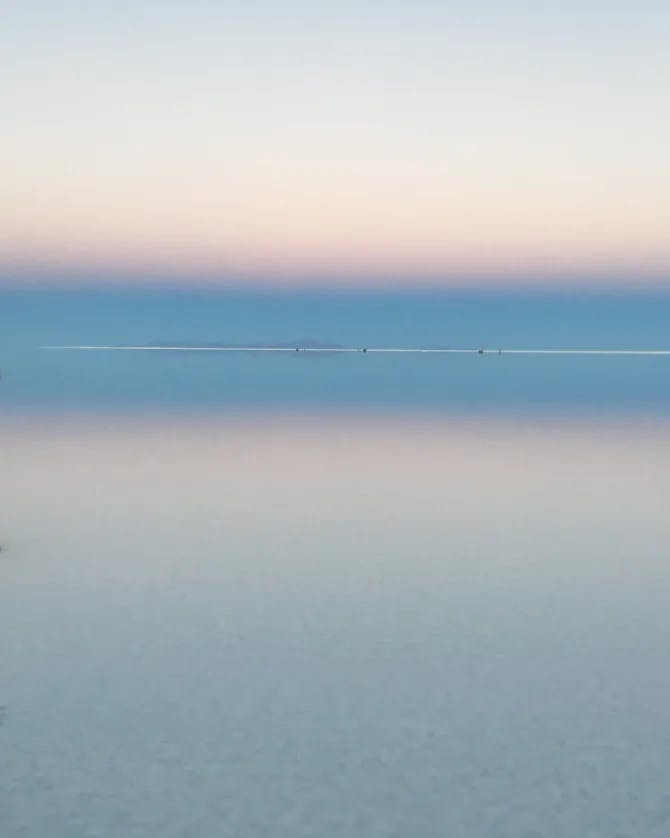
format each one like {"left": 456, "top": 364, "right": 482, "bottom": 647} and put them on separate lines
{"left": 4, "top": 286, "right": 670, "bottom": 837}
{"left": 2, "top": 285, "right": 669, "bottom": 413}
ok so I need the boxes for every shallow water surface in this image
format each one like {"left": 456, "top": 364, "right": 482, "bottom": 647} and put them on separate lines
{"left": 2, "top": 415, "right": 670, "bottom": 837}
{"left": 3, "top": 287, "right": 670, "bottom": 414}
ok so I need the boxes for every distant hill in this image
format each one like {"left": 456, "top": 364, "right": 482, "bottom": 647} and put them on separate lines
{"left": 145, "top": 338, "right": 347, "bottom": 352}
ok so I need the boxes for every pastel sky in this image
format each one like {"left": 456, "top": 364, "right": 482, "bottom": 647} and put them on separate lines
{"left": 2, "top": 0, "right": 669, "bottom": 286}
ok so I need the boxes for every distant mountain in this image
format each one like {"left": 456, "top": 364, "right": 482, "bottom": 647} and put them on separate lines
{"left": 268, "top": 339, "right": 346, "bottom": 350}
{"left": 143, "top": 339, "right": 458, "bottom": 352}
{"left": 144, "top": 338, "right": 346, "bottom": 352}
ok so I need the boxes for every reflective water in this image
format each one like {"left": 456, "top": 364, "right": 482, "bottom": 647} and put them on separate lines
{"left": 2, "top": 416, "right": 670, "bottom": 837}
{"left": 2, "top": 286, "right": 670, "bottom": 413}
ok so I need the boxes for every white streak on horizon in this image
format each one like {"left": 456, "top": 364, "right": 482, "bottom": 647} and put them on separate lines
{"left": 40, "top": 345, "right": 670, "bottom": 356}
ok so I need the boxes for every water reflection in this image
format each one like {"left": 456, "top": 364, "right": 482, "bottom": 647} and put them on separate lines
{"left": 2, "top": 415, "right": 670, "bottom": 837}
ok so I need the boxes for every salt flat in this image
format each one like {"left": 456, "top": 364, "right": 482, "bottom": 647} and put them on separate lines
{"left": 2, "top": 415, "right": 670, "bottom": 837}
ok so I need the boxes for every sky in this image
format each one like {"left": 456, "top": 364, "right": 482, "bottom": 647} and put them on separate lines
{"left": 2, "top": 0, "right": 669, "bottom": 287}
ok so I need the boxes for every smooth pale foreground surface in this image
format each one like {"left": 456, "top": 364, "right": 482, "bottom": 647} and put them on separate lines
{"left": 2, "top": 416, "right": 670, "bottom": 838}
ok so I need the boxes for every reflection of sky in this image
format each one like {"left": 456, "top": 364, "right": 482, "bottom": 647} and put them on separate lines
{"left": 7, "top": 415, "right": 670, "bottom": 561}
{"left": 3, "top": 415, "right": 670, "bottom": 836}
{"left": 2, "top": 0, "right": 669, "bottom": 282}
{"left": 2, "top": 286, "right": 670, "bottom": 413}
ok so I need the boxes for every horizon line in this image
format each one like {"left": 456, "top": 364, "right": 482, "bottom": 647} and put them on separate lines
{"left": 41, "top": 345, "right": 670, "bottom": 356}
{"left": 2, "top": 266, "right": 669, "bottom": 293}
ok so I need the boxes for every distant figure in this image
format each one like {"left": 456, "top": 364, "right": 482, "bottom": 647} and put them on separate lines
{"left": 362, "top": 348, "right": 367, "bottom": 353}
{"left": 478, "top": 349, "right": 484, "bottom": 354}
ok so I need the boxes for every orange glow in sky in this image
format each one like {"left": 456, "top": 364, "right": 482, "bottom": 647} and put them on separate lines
{"left": 2, "top": 1, "right": 669, "bottom": 286}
